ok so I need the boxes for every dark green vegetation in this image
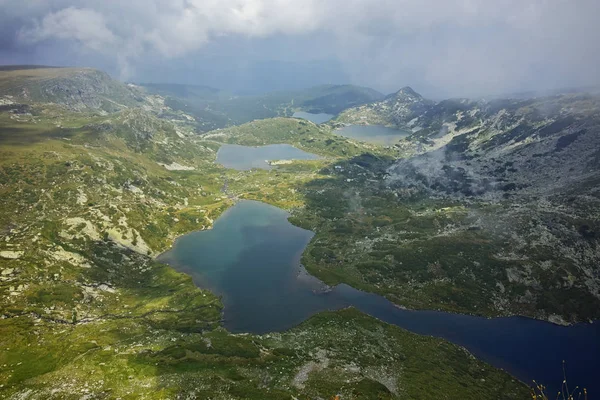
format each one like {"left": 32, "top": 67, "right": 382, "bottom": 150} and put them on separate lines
{"left": 1, "top": 306, "right": 527, "bottom": 399}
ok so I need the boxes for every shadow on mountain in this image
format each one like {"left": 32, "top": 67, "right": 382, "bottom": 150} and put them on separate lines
{"left": 0, "top": 125, "right": 76, "bottom": 145}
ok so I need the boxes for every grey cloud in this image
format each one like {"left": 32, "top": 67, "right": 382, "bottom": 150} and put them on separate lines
{"left": 1, "top": 0, "right": 599, "bottom": 96}
{"left": 18, "top": 7, "right": 117, "bottom": 52}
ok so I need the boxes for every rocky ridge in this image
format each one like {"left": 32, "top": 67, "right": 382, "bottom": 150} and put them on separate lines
{"left": 328, "top": 88, "right": 600, "bottom": 323}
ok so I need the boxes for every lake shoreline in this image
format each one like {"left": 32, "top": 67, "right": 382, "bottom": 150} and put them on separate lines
{"left": 216, "top": 143, "right": 321, "bottom": 170}
{"left": 158, "top": 200, "right": 600, "bottom": 395}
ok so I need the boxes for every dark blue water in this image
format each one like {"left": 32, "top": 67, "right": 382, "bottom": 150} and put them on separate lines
{"left": 158, "top": 200, "right": 600, "bottom": 394}
{"left": 216, "top": 144, "right": 320, "bottom": 170}
{"left": 292, "top": 111, "right": 334, "bottom": 124}
{"left": 336, "top": 124, "right": 410, "bottom": 145}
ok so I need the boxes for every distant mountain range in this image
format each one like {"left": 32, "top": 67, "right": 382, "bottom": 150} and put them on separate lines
{"left": 140, "top": 81, "right": 385, "bottom": 130}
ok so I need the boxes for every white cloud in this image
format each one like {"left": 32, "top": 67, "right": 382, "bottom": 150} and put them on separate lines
{"left": 18, "top": 7, "right": 116, "bottom": 52}
{"left": 4, "top": 0, "right": 600, "bottom": 95}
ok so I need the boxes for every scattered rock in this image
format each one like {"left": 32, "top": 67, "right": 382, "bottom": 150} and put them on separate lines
{"left": 0, "top": 250, "right": 24, "bottom": 259}
{"left": 158, "top": 162, "right": 195, "bottom": 171}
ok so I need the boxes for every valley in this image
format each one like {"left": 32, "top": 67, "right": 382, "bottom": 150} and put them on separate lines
{"left": 0, "top": 66, "right": 598, "bottom": 399}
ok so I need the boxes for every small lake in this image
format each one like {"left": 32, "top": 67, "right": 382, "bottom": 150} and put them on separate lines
{"left": 216, "top": 144, "right": 320, "bottom": 170}
{"left": 158, "top": 200, "right": 600, "bottom": 394}
{"left": 336, "top": 124, "right": 410, "bottom": 145}
{"left": 292, "top": 111, "right": 334, "bottom": 124}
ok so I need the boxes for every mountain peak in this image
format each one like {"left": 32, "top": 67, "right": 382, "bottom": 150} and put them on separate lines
{"left": 395, "top": 86, "right": 422, "bottom": 98}
{"left": 384, "top": 86, "right": 424, "bottom": 103}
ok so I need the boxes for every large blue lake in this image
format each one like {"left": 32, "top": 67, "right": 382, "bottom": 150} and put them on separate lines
{"left": 158, "top": 200, "right": 600, "bottom": 394}
{"left": 292, "top": 111, "right": 334, "bottom": 124}
{"left": 216, "top": 144, "right": 320, "bottom": 170}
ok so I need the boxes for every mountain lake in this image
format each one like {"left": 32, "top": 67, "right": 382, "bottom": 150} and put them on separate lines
{"left": 292, "top": 111, "right": 335, "bottom": 124}
{"left": 158, "top": 200, "right": 600, "bottom": 395}
{"left": 216, "top": 144, "right": 321, "bottom": 170}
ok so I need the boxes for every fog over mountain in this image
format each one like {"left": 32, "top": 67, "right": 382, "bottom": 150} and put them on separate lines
{"left": 1, "top": 0, "right": 599, "bottom": 97}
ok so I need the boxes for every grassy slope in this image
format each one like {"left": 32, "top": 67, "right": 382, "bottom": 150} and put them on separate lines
{"left": 0, "top": 67, "right": 144, "bottom": 112}
{"left": 0, "top": 105, "right": 529, "bottom": 398}
{"left": 289, "top": 157, "right": 600, "bottom": 323}
{"left": 323, "top": 94, "right": 600, "bottom": 323}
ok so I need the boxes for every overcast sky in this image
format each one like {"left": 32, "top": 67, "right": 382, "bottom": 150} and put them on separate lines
{"left": 1, "top": 0, "right": 599, "bottom": 97}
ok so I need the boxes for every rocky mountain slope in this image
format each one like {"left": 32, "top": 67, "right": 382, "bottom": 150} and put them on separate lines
{"left": 0, "top": 66, "right": 149, "bottom": 113}
{"left": 314, "top": 88, "right": 600, "bottom": 323}
{"left": 335, "top": 86, "right": 432, "bottom": 127}
{"left": 0, "top": 66, "right": 209, "bottom": 139}
{"left": 336, "top": 86, "right": 600, "bottom": 201}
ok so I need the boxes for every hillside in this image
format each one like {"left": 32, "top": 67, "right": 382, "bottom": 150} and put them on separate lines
{"left": 0, "top": 67, "right": 529, "bottom": 398}
{"left": 334, "top": 86, "right": 431, "bottom": 127}
{"left": 0, "top": 67, "right": 149, "bottom": 113}
{"left": 300, "top": 88, "right": 600, "bottom": 323}
{"left": 337, "top": 86, "right": 600, "bottom": 197}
